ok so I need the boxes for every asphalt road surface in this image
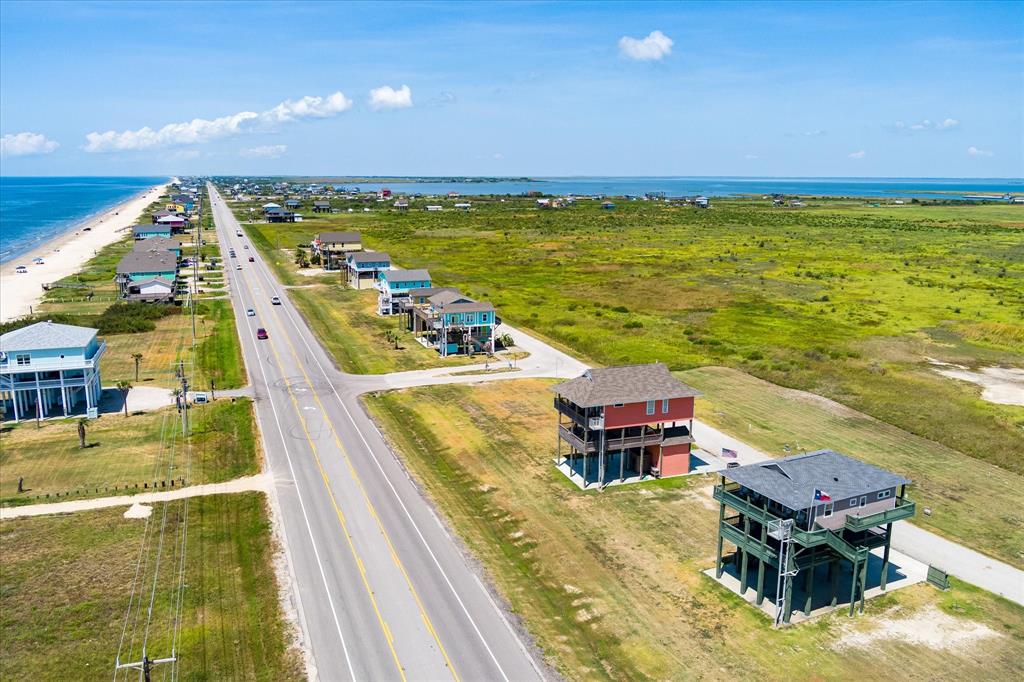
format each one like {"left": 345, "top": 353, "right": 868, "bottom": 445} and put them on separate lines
{"left": 207, "top": 185, "right": 546, "bottom": 682}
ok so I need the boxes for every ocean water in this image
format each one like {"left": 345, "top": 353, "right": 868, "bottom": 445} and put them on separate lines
{"left": 0, "top": 176, "right": 166, "bottom": 264}
{"left": 317, "top": 176, "right": 1023, "bottom": 199}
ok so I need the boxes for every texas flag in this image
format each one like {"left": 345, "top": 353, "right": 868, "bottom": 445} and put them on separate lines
{"left": 814, "top": 488, "right": 832, "bottom": 502}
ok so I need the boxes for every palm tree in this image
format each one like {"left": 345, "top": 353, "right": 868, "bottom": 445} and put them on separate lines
{"left": 116, "top": 380, "right": 132, "bottom": 417}
{"left": 77, "top": 418, "right": 87, "bottom": 449}
{"left": 132, "top": 353, "right": 143, "bottom": 382}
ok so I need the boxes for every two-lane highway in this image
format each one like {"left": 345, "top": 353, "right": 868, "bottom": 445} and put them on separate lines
{"left": 207, "top": 184, "right": 545, "bottom": 682}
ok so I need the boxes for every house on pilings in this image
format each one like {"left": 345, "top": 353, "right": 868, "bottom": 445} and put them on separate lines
{"left": 712, "top": 449, "right": 915, "bottom": 624}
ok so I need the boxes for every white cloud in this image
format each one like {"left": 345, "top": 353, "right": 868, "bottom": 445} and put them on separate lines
{"left": 894, "top": 118, "right": 959, "bottom": 132}
{"left": 744, "top": 154, "right": 759, "bottom": 159}
{"left": 241, "top": 144, "right": 287, "bottom": 158}
{"left": 849, "top": 150, "right": 866, "bottom": 159}
{"left": 802, "top": 130, "right": 826, "bottom": 137}
{"left": 492, "top": 152, "right": 504, "bottom": 160}
{"left": 83, "top": 91, "right": 352, "bottom": 152}
{"left": 174, "top": 150, "right": 201, "bottom": 160}
{"left": 967, "top": 146, "right": 993, "bottom": 157}
{"left": 619, "top": 30, "right": 674, "bottom": 61}
{"left": 369, "top": 84, "right": 413, "bottom": 111}
{"left": 1, "top": 131, "right": 59, "bottom": 157}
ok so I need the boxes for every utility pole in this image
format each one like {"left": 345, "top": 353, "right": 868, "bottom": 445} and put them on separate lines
{"left": 116, "top": 651, "right": 176, "bottom": 682}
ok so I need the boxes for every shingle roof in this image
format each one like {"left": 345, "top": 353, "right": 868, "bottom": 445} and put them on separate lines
{"left": 117, "top": 251, "right": 178, "bottom": 274}
{"left": 551, "top": 363, "right": 701, "bottom": 408}
{"left": 442, "top": 301, "right": 495, "bottom": 314}
{"left": 428, "top": 290, "right": 471, "bottom": 306}
{"left": 349, "top": 251, "right": 390, "bottom": 264}
{"left": 1, "top": 321, "right": 98, "bottom": 352}
{"left": 383, "top": 269, "right": 430, "bottom": 283}
{"left": 408, "top": 287, "right": 460, "bottom": 298}
{"left": 133, "top": 236, "right": 181, "bottom": 252}
{"left": 314, "top": 201, "right": 330, "bottom": 207}
{"left": 131, "top": 277, "right": 175, "bottom": 288}
{"left": 318, "top": 231, "right": 361, "bottom": 243}
{"left": 721, "top": 449, "right": 911, "bottom": 511}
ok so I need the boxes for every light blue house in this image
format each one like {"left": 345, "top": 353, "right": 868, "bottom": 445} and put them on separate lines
{"left": 116, "top": 250, "right": 178, "bottom": 302}
{"left": 0, "top": 321, "right": 105, "bottom": 421}
{"left": 378, "top": 268, "right": 431, "bottom": 315}
{"left": 133, "top": 224, "right": 172, "bottom": 240}
{"left": 408, "top": 290, "right": 499, "bottom": 356}
{"left": 347, "top": 251, "right": 391, "bottom": 289}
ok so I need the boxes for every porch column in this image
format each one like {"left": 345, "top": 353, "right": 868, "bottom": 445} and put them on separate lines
{"left": 12, "top": 386, "right": 20, "bottom": 422}
{"left": 859, "top": 556, "right": 868, "bottom": 613}
{"left": 85, "top": 370, "right": 93, "bottom": 414}
{"left": 59, "top": 370, "right": 68, "bottom": 417}
{"left": 803, "top": 557, "right": 815, "bottom": 615}
{"left": 848, "top": 557, "right": 859, "bottom": 616}
{"left": 739, "top": 513, "right": 750, "bottom": 595}
{"left": 830, "top": 559, "right": 840, "bottom": 607}
{"left": 756, "top": 510, "right": 768, "bottom": 604}
{"left": 715, "top": 493, "right": 725, "bottom": 579}
{"left": 880, "top": 523, "right": 893, "bottom": 591}
{"left": 782, "top": 549, "right": 795, "bottom": 624}
{"left": 35, "top": 372, "right": 44, "bottom": 418}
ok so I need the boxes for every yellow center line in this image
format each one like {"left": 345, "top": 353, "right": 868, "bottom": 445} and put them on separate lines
{"left": 224, "top": 212, "right": 408, "bottom": 681}
{"left": 245, "top": 226, "right": 462, "bottom": 681}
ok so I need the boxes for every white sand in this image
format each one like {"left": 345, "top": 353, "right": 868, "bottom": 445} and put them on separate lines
{"left": 0, "top": 180, "right": 171, "bottom": 323}
{"left": 928, "top": 359, "right": 1024, "bottom": 406}
{"left": 835, "top": 605, "right": 1000, "bottom": 652}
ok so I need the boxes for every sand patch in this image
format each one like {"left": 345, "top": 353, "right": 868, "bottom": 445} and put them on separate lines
{"left": 928, "top": 359, "right": 1024, "bottom": 406}
{"left": 835, "top": 605, "right": 1000, "bottom": 652}
{"left": 123, "top": 502, "right": 153, "bottom": 519}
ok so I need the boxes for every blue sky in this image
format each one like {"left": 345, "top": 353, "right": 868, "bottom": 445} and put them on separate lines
{"left": 1, "top": 0, "right": 1021, "bottom": 177}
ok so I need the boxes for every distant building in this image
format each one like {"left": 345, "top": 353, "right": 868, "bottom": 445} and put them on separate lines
{"left": 133, "top": 224, "right": 172, "bottom": 240}
{"left": 394, "top": 200, "right": 409, "bottom": 210}
{"left": 116, "top": 251, "right": 178, "bottom": 302}
{"left": 454, "top": 202, "right": 472, "bottom": 211}
{"left": 713, "top": 450, "right": 915, "bottom": 623}
{"left": 378, "top": 269, "right": 431, "bottom": 315}
{"left": 694, "top": 196, "right": 710, "bottom": 208}
{"left": 156, "top": 214, "right": 187, "bottom": 231}
{"left": 406, "top": 289, "right": 499, "bottom": 356}
{"left": 311, "top": 231, "right": 361, "bottom": 270}
{"left": 0, "top": 321, "right": 106, "bottom": 421}
{"left": 425, "top": 205, "right": 443, "bottom": 211}
{"left": 346, "top": 251, "right": 391, "bottom": 289}
{"left": 313, "top": 200, "right": 331, "bottom": 213}
{"left": 284, "top": 199, "right": 301, "bottom": 209}
{"left": 552, "top": 363, "right": 700, "bottom": 488}
{"left": 601, "top": 201, "right": 615, "bottom": 210}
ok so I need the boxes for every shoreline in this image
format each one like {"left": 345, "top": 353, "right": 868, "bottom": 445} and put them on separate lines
{"left": 0, "top": 180, "right": 171, "bottom": 323}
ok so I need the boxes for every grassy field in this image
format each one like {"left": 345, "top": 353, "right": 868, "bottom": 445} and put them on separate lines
{"left": 0, "top": 492, "right": 302, "bottom": 680}
{"left": 365, "top": 379, "right": 1024, "bottom": 681}
{"left": 225, "top": 193, "right": 1023, "bottom": 479}
{"left": 680, "top": 366, "right": 1024, "bottom": 567}
{"left": 288, "top": 285, "right": 481, "bottom": 373}
{"left": 0, "top": 398, "right": 261, "bottom": 506}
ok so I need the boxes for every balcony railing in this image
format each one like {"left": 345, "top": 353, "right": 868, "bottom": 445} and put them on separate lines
{"left": 0, "top": 341, "right": 105, "bottom": 372}
{"left": 844, "top": 498, "right": 916, "bottom": 532}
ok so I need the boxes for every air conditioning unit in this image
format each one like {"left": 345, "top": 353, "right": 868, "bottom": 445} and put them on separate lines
{"left": 588, "top": 416, "right": 604, "bottom": 430}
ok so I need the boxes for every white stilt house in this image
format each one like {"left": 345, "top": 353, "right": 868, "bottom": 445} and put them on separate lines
{"left": 0, "top": 321, "right": 105, "bottom": 422}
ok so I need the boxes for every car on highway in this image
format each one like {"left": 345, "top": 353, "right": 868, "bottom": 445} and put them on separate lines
{"left": 243, "top": 244, "right": 249, "bottom": 249}
{"left": 256, "top": 327, "right": 269, "bottom": 340}
{"left": 271, "top": 296, "right": 282, "bottom": 305}
{"left": 248, "top": 256, "right": 255, "bottom": 262}
{"left": 246, "top": 308, "right": 255, "bottom": 317}
{"left": 236, "top": 265, "right": 242, "bottom": 270}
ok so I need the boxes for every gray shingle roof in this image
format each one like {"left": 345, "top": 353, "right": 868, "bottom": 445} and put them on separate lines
{"left": 442, "top": 301, "right": 495, "bottom": 314}
{"left": 318, "top": 231, "right": 361, "bottom": 243}
{"left": 133, "top": 237, "right": 181, "bottom": 253}
{"left": 349, "top": 251, "right": 390, "bottom": 264}
{"left": 408, "top": 287, "right": 459, "bottom": 298}
{"left": 133, "top": 224, "right": 168, "bottom": 236}
{"left": 428, "top": 290, "right": 471, "bottom": 306}
{"left": 721, "top": 449, "right": 911, "bottom": 511}
{"left": 117, "top": 251, "right": 178, "bottom": 274}
{"left": 383, "top": 269, "right": 430, "bottom": 283}
{"left": 551, "top": 363, "right": 701, "bottom": 408}
{"left": 1, "top": 321, "right": 98, "bottom": 352}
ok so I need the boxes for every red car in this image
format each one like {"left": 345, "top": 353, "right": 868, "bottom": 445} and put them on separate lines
{"left": 248, "top": 256, "right": 255, "bottom": 262}
{"left": 256, "top": 328, "right": 269, "bottom": 340}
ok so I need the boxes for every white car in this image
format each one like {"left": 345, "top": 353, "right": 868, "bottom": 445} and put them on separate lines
{"left": 236, "top": 265, "right": 242, "bottom": 270}
{"left": 246, "top": 308, "right": 255, "bottom": 317}
{"left": 15, "top": 265, "right": 28, "bottom": 274}
{"left": 271, "top": 296, "right": 281, "bottom": 305}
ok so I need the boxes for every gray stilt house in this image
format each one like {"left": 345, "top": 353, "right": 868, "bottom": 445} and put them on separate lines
{"left": 713, "top": 449, "right": 915, "bottom": 623}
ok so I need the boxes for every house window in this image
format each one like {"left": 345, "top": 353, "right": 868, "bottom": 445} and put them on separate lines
{"left": 858, "top": 496, "right": 867, "bottom": 507}
{"left": 822, "top": 502, "right": 834, "bottom": 518}
{"left": 877, "top": 490, "right": 892, "bottom": 500}
{"left": 646, "top": 400, "right": 655, "bottom": 415}
{"left": 613, "top": 403, "right": 624, "bottom": 408}
{"left": 15, "top": 354, "right": 30, "bottom": 366}
{"left": 661, "top": 399, "right": 670, "bottom": 414}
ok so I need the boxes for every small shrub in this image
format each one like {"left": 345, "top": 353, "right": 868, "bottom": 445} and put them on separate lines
{"left": 623, "top": 320, "right": 643, "bottom": 329}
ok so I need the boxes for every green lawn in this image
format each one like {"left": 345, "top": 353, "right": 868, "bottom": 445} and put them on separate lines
{"left": 0, "top": 493, "right": 302, "bottom": 680}
{"left": 224, "top": 193, "right": 1024, "bottom": 480}
{"left": 680, "top": 366, "right": 1024, "bottom": 568}
{"left": 365, "top": 379, "right": 1024, "bottom": 681}
{"left": 0, "top": 398, "right": 261, "bottom": 506}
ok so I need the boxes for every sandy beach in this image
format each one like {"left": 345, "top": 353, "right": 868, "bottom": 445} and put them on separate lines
{"left": 0, "top": 180, "right": 170, "bottom": 323}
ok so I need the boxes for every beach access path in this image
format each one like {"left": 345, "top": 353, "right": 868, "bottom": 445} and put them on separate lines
{"left": 0, "top": 181, "right": 170, "bottom": 323}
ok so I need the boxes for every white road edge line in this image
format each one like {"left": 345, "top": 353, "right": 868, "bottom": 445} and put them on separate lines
{"left": 212, "top": 190, "right": 359, "bottom": 682}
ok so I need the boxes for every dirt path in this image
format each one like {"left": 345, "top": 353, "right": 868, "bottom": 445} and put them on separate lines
{"left": 0, "top": 473, "right": 271, "bottom": 520}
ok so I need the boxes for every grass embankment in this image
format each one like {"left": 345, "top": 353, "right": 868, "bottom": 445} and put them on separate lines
{"left": 680, "top": 366, "right": 1024, "bottom": 567}
{"left": 233, "top": 194, "right": 1024, "bottom": 478}
{"left": 0, "top": 492, "right": 302, "bottom": 680}
{"left": 365, "top": 380, "right": 1024, "bottom": 681}
{"left": 0, "top": 398, "right": 260, "bottom": 506}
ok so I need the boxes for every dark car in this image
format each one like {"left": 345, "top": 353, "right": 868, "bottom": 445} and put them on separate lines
{"left": 256, "top": 327, "right": 268, "bottom": 340}
{"left": 248, "top": 256, "right": 255, "bottom": 262}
